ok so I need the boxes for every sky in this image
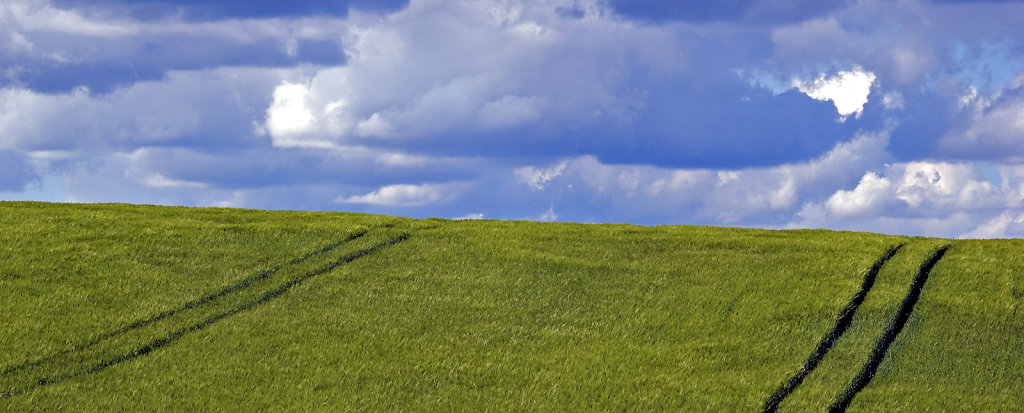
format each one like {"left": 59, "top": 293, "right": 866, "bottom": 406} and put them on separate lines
{"left": 2, "top": 0, "right": 1024, "bottom": 238}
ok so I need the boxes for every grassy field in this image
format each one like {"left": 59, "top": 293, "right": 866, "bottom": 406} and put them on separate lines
{"left": 1, "top": 201, "right": 1021, "bottom": 410}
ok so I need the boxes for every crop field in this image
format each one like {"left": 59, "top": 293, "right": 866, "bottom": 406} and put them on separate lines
{"left": 1, "top": 201, "right": 1022, "bottom": 410}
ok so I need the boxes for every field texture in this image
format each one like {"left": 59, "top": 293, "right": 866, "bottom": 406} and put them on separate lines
{"left": 1, "top": 202, "right": 1021, "bottom": 410}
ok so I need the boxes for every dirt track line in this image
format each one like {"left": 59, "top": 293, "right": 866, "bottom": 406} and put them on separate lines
{"left": 761, "top": 244, "right": 904, "bottom": 413}
{"left": 828, "top": 244, "right": 952, "bottom": 412}
{"left": 0, "top": 230, "right": 367, "bottom": 378}
{"left": 0, "top": 233, "right": 409, "bottom": 400}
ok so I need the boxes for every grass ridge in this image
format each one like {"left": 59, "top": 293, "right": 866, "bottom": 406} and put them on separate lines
{"left": 762, "top": 243, "right": 905, "bottom": 412}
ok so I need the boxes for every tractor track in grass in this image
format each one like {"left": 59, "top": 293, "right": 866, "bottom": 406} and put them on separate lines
{"left": 828, "top": 244, "right": 952, "bottom": 412}
{"left": 762, "top": 244, "right": 905, "bottom": 413}
{"left": 0, "top": 232, "right": 408, "bottom": 400}
{"left": 0, "top": 230, "right": 367, "bottom": 378}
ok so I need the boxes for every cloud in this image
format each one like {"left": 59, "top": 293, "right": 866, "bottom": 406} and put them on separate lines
{"left": 55, "top": 145, "right": 483, "bottom": 210}
{"left": 4, "top": 1, "right": 138, "bottom": 37}
{"left": 252, "top": 0, "right": 911, "bottom": 171}
{"left": 0, "top": 0, "right": 350, "bottom": 93}
{"left": 259, "top": 0, "right": 681, "bottom": 154}
{"left": 938, "top": 74, "right": 1024, "bottom": 159}
{"left": 514, "top": 160, "right": 567, "bottom": 190}
{"left": 825, "top": 162, "right": 1007, "bottom": 217}
{"left": 506, "top": 130, "right": 892, "bottom": 225}
{"left": 453, "top": 212, "right": 484, "bottom": 220}
{"left": 5, "top": 32, "right": 35, "bottom": 54}
{"left": 539, "top": 206, "right": 558, "bottom": 222}
{"left": 794, "top": 67, "right": 876, "bottom": 121}
{"left": 0, "top": 67, "right": 295, "bottom": 151}
{"left": 882, "top": 92, "right": 904, "bottom": 110}
{"left": 824, "top": 172, "right": 895, "bottom": 218}
{"left": 895, "top": 162, "right": 996, "bottom": 209}
{"left": 764, "top": 6, "right": 938, "bottom": 86}
{"left": 338, "top": 182, "right": 459, "bottom": 206}
{"left": 961, "top": 211, "right": 1024, "bottom": 239}
{"left": 265, "top": 80, "right": 317, "bottom": 146}
{"left": 356, "top": 113, "right": 395, "bottom": 138}
{"left": 142, "top": 174, "right": 208, "bottom": 189}
{"left": 794, "top": 159, "right": 1024, "bottom": 237}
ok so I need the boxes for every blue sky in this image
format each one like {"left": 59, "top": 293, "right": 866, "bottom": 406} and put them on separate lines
{"left": 3, "top": 0, "right": 1024, "bottom": 238}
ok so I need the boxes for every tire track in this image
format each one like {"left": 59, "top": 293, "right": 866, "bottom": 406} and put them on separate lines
{"left": 762, "top": 244, "right": 904, "bottom": 413}
{"left": 2, "top": 233, "right": 408, "bottom": 400}
{"left": 0, "top": 230, "right": 367, "bottom": 378}
{"left": 4, "top": 234, "right": 411, "bottom": 399}
{"left": 828, "top": 244, "right": 951, "bottom": 412}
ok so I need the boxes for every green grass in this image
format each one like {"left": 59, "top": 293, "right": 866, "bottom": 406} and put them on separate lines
{"left": 0, "top": 201, "right": 1020, "bottom": 410}
{"left": 846, "top": 239, "right": 1024, "bottom": 410}
{"left": 775, "top": 240, "right": 950, "bottom": 410}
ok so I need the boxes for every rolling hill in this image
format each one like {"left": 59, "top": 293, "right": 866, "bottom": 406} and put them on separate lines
{"left": 1, "top": 201, "right": 1021, "bottom": 410}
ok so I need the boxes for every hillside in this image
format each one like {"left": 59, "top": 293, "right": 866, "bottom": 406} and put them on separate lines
{"left": 1, "top": 201, "right": 1021, "bottom": 410}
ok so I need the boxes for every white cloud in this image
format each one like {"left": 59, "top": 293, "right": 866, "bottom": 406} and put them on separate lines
{"left": 356, "top": 113, "right": 395, "bottom": 138}
{"left": 1, "top": 0, "right": 352, "bottom": 43}
{"left": 501, "top": 129, "right": 1024, "bottom": 236}
{"left": 454, "top": 212, "right": 485, "bottom": 220}
{"left": 648, "top": 169, "right": 715, "bottom": 197}
{"left": 261, "top": 0, "right": 677, "bottom": 146}
{"left": 939, "top": 75, "right": 1024, "bottom": 159}
{"left": 882, "top": 92, "right": 904, "bottom": 110}
{"left": 794, "top": 67, "right": 876, "bottom": 121}
{"left": 0, "top": 0, "right": 354, "bottom": 90}
{"left": 372, "top": 151, "right": 428, "bottom": 167}
{"left": 539, "top": 206, "right": 558, "bottom": 222}
{"left": 5, "top": 32, "right": 33, "bottom": 53}
{"left": 338, "top": 183, "right": 458, "bottom": 206}
{"left": 265, "top": 81, "right": 316, "bottom": 145}
{"left": 143, "top": 174, "right": 208, "bottom": 189}
{"left": 791, "top": 159, "right": 1024, "bottom": 236}
{"left": 825, "top": 172, "right": 892, "bottom": 218}
{"left": 701, "top": 130, "right": 892, "bottom": 222}
{"left": 0, "top": 67, "right": 297, "bottom": 151}
{"left": 515, "top": 160, "right": 568, "bottom": 190}
{"left": 961, "top": 211, "right": 1024, "bottom": 239}
{"left": 512, "top": 130, "right": 892, "bottom": 224}
{"left": 895, "top": 162, "right": 964, "bottom": 208}
{"left": 283, "top": 38, "right": 299, "bottom": 57}
{"left": 767, "top": 4, "right": 939, "bottom": 86}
